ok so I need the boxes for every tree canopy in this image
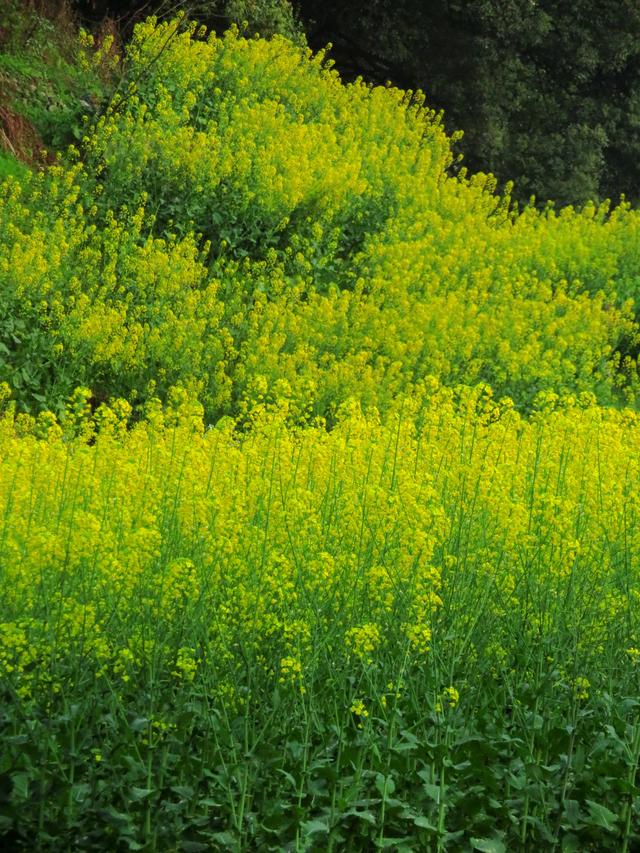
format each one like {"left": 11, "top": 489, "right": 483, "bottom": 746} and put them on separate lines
{"left": 300, "top": 0, "right": 640, "bottom": 207}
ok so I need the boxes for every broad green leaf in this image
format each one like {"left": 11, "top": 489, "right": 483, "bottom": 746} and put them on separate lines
{"left": 302, "top": 818, "right": 330, "bottom": 836}
{"left": 414, "top": 815, "right": 437, "bottom": 830}
{"left": 375, "top": 773, "right": 396, "bottom": 797}
{"left": 470, "top": 837, "right": 507, "bottom": 853}
{"left": 130, "top": 786, "right": 155, "bottom": 801}
{"left": 585, "top": 800, "right": 618, "bottom": 831}
{"left": 11, "top": 773, "right": 30, "bottom": 801}
{"left": 422, "top": 783, "right": 441, "bottom": 804}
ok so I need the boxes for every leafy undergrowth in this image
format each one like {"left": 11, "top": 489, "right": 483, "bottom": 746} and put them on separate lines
{"left": 0, "top": 0, "right": 114, "bottom": 164}
{"left": 0, "top": 150, "right": 28, "bottom": 182}
{"left": 1, "top": 10, "right": 640, "bottom": 853}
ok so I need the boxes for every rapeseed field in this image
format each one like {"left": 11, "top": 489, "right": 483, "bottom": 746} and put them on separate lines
{"left": 1, "top": 14, "right": 640, "bottom": 851}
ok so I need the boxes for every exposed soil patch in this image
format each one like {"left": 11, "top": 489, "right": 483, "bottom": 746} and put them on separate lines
{"left": 0, "top": 95, "right": 47, "bottom": 165}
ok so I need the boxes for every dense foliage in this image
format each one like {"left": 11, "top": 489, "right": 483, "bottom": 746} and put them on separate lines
{"left": 1, "top": 12, "right": 640, "bottom": 851}
{"left": 1, "top": 388, "right": 640, "bottom": 850}
{"left": 0, "top": 0, "right": 113, "bottom": 156}
{"left": 72, "top": 0, "right": 302, "bottom": 40}
{"left": 300, "top": 0, "right": 640, "bottom": 208}
{"left": 1, "top": 17, "right": 640, "bottom": 421}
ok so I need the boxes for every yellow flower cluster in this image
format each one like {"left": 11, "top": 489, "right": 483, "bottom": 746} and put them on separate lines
{"left": 0, "top": 383, "right": 637, "bottom": 703}
{"left": 404, "top": 623, "right": 432, "bottom": 656}
{"left": 443, "top": 686, "right": 459, "bottom": 708}
{"left": 345, "top": 623, "right": 381, "bottom": 664}
{"left": 627, "top": 647, "right": 640, "bottom": 665}
{"left": 350, "top": 699, "right": 369, "bottom": 725}
{"left": 279, "top": 655, "right": 305, "bottom": 693}
{"left": 172, "top": 647, "right": 198, "bottom": 682}
{"left": 573, "top": 677, "right": 591, "bottom": 702}
{"left": 435, "top": 686, "right": 459, "bottom": 713}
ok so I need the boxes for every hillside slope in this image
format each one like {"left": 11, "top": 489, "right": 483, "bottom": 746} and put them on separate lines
{"left": 1, "top": 15, "right": 639, "bottom": 421}
{"left": 2, "top": 13, "right": 640, "bottom": 853}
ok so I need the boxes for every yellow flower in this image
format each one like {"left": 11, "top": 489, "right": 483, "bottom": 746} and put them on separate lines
{"left": 350, "top": 700, "right": 369, "bottom": 727}
{"left": 626, "top": 647, "right": 640, "bottom": 665}
{"left": 443, "top": 686, "right": 459, "bottom": 708}
{"left": 573, "top": 677, "right": 590, "bottom": 701}
{"left": 345, "top": 623, "right": 380, "bottom": 664}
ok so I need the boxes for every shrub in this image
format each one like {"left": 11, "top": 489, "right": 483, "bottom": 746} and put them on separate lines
{"left": 0, "top": 1, "right": 114, "bottom": 155}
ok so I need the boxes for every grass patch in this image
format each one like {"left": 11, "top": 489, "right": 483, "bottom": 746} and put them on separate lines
{"left": 0, "top": 150, "right": 29, "bottom": 182}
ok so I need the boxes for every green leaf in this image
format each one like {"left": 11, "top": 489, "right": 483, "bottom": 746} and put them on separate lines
{"left": 375, "top": 773, "right": 396, "bottom": 797}
{"left": 71, "top": 782, "right": 91, "bottom": 803}
{"left": 379, "top": 836, "right": 412, "bottom": 848}
{"left": 422, "top": 783, "right": 441, "bottom": 804}
{"left": 392, "top": 741, "right": 419, "bottom": 753}
{"left": 171, "top": 785, "right": 195, "bottom": 799}
{"left": 10, "top": 771, "right": 29, "bottom": 800}
{"left": 585, "top": 800, "right": 618, "bottom": 831}
{"left": 470, "top": 838, "right": 507, "bottom": 853}
{"left": 302, "top": 818, "right": 330, "bottom": 836}
{"left": 561, "top": 799, "right": 582, "bottom": 829}
{"left": 277, "top": 768, "right": 297, "bottom": 789}
{"left": 130, "top": 786, "right": 155, "bottom": 801}
{"left": 561, "top": 832, "right": 582, "bottom": 852}
{"left": 99, "top": 806, "right": 130, "bottom": 827}
{"left": 211, "top": 832, "right": 237, "bottom": 846}
{"left": 414, "top": 815, "right": 437, "bottom": 830}
{"left": 343, "top": 808, "right": 377, "bottom": 825}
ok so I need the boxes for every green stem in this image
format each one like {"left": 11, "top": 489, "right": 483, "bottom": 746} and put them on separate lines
{"left": 436, "top": 762, "right": 446, "bottom": 853}
{"left": 66, "top": 719, "right": 76, "bottom": 826}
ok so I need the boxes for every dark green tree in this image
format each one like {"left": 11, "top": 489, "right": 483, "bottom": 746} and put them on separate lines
{"left": 299, "top": 0, "right": 640, "bottom": 207}
{"left": 73, "top": 0, "right": 300, "bottom": 40}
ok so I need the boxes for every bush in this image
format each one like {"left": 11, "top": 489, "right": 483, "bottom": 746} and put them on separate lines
{"left": 224, "top": 0, "right": 303, "bottom": 40}
{"left": 0, "top": 1, "right": 114, "bottom": 155}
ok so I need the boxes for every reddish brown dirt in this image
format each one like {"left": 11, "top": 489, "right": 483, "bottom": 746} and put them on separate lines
{"left": 0, "top": 102, "right": 46, "bottom": 165}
